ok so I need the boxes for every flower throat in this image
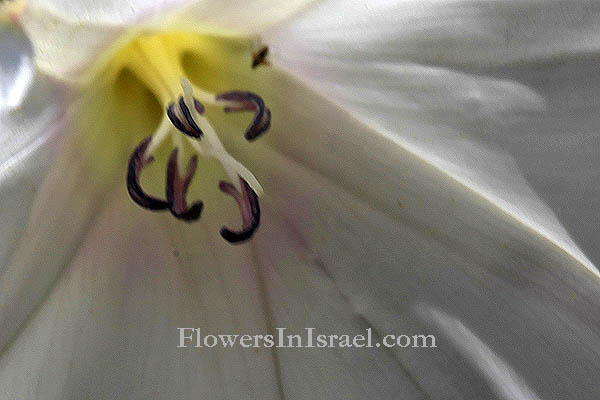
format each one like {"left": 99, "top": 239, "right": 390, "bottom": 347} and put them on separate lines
{"left": 111, "top": 33, "right": 271, "bottom": 244}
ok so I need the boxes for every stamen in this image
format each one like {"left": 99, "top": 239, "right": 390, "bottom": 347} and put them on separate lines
{"left": 166, "top": 149, "right": 204, "bottom": 221}
{"left": 166, "top": 96, "right": 206, "bottom": 138}
{"left": 126, "top": 73, "right": 267, "bottom": 244}
{"left": 178, "top": 96, "right": 203, "bottom": 134}
{"left": 179, "top": 79, "right": 264, "bottom": 196}
{"left": 127, "top": 137, "right": 170, "bottom": 211}
{"left": 166, "top": 102, "right": 190, "bottom": 134}
{"left": 145, "top": 116, "right": 172, "bottom": 157}
{"left": 216, "top": 91, "right": 271, "bottom": 141}
{"left": 219, "top": 177, "right": 261, "bottom": 243}
{"left": 252, "top": 46, "right": 270, "bottom": 69}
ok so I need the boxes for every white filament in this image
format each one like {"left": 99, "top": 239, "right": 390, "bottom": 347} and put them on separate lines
{"left": 180, "top": 77, "right": 263, "bottom": 195}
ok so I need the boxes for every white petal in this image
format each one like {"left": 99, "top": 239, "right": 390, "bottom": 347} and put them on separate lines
{"left": 422, "top": 307, "right": 543, "bottom": 400}
{"left": 0, "top": 187, "right": 281, "bottom": 399}
{"left": 0, "top": 148, "right": 416, "bottom": 399}
{"left": 267, "top": 0, "right": 600, "bottom": 67}
{"left": 266, "top": 0, "right": 600, "bottom": 269}
{"left": 29, "top": 0, "right": 189, "bottom": 24}
{"left": 0, "top": 23, "right": 34, "bottom": 110}
{"left": 0, "top": 26, "right": 66, "bottom": 352}
{"left": 0, "top": 53, "right": 65, "bottom": 281}
{"left": 168, "top": 0, "right": 318, "bottom": 34}
{"left": 21, "top": 0, "right": 317, "bottom": 80}
{"left": 493, "top": 59, "right": 600, "bottom": 283}
{"left": 220, "top": 69, "right": 600, "bottom": 398}
{"left": 2, "top": 67, "right": 599, "bottom": 399}
{"left": 248, "top": 208, "right": 425, "bottom": 400}
{"left": 0, "top": 134, "right": 105, "bottom": 350}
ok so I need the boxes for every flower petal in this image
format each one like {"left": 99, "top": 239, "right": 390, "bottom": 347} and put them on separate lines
{"left": 0, "top": 25, "right": 65, "bottom": 277}
{"left": 168, "top": 0, "right": 318, "bottom": 34}
{"left": 0, "top": 186, "right": 282, "bottom": 399}
{"left": 219, "top": 68, "right": 600, "bottom": 399}
{"left": 0, "top": 135, "right": 106, "bottom": 350}
{"left": 2, "top": 62, "right": 600, "bottom": 399}
{"left": 20, "top": 0, "right": 317, "bottom": 80}
{"left": 421, "top": 307, "right": 543, "bottom": 400}
{"left": 0, "top": 61, "right": 157, "bottom": 352}
{"left": 0, "top": 22, "right": 34, "bottom": 110}
{"left": 4, "top": 10, "right": 600, "bottom": 397}
{"left": 267, "top": 0, "right": 600, "bottom": 67}
{"left": 266, "top": 0, "right": 600, "bottom": 269}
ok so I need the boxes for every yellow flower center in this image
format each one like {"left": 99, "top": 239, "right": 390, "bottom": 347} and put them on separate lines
{"left": 76, "top": 32, "right": 271, "bottom": 243}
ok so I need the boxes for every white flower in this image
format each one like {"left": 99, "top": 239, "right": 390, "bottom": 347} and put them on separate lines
{"left": 1, "top": 1, "right": 600, "bottom": 399}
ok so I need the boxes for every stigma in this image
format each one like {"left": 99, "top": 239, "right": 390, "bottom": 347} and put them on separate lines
{"left": 126, "top": 77, "right": 270, "bottom": 244}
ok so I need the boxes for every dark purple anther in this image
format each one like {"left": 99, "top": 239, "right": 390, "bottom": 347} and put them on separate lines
{"left": 219, "top": 177, "right": 260, "bottom": 243}
{"left": 127, "top": 80, "right": 268, "bottom": 244}
{"left": 166, "top": 102, "right": 189, "bottom": 134}
{"left": 177, "top": 97, "right": 202, "bottom": 135}
{"left": 166, "top": 96, "right": 205, "bottom": 138}
{"left": 216, "top": 91, "right": 271, "bottom": 141}
{"left": 126, "top": 136, "right": 170, "bottom": 211}
{"left": 166, "top": 149, "right": 204, "bottom": 221}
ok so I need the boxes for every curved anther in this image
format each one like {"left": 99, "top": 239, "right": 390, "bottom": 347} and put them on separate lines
{"left": 166, "top": 103, "right": 189, "bottom": 134}
{"left": 166, "top": 149, "right": 204, "bottom": 221}
{"left": 178, "top": 96, "right": 203, "bottom": 134}
{"left": 127, "top": 136, "right": 170, "bottom": 211}
{"left": 219, "top": 177, "right": 260, "bottom": 243}
{"left": 216, "top": 91, "right": 271, "bottom": 141}
{"left": 166, "top": 96, "right": 205, "bottom": 138}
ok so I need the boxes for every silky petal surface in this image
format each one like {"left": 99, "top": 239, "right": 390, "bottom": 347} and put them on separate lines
{"left": 21, "top": 0, "right": 317, "bottom": 80}
{"left": 0, "top": 23, "right": 34, "bottom": 110}
{"left": 2, "top": 53, "right": 599, "bottom": 399}
{"left": 266, "top": 0, "right": 600, "bottom": 269}
{"left": 0, "top": 24, "right": 65, "bottom": 280}
{"left": 0, "top": 74, "right": 62, "bottom": 268}
{"left": 0, "top": 59, "right": 159, "bottom": 352}
{"left": 0, "top": 186, "right": 281, "bottom": 400}
{"left": 220, "top": 67, "right": 600, "bottom": 399}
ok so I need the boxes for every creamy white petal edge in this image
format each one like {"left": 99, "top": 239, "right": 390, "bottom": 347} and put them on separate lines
{"left": 1, "top": 64, "right": 600, "bottom": 399}
{"left": 0, "top": 23, "right": 64, "bottom": 275}
{"left": 0, "top": 22, "right": 34, "bottom": 110}
{"left": 20, "top": 0, "right": 318, "bottom": 80}
{"left": 266, "top": 0, "right": 600, "bottom": 271}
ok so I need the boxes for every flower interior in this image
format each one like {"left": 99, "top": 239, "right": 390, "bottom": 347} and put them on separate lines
{"left": 78, "top": 32, "right": 272, "bottom": 244}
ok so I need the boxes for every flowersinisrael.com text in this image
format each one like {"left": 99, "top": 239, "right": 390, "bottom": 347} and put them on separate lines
{"left": 177, "top": 328, "right": 437, "bottom": 349}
